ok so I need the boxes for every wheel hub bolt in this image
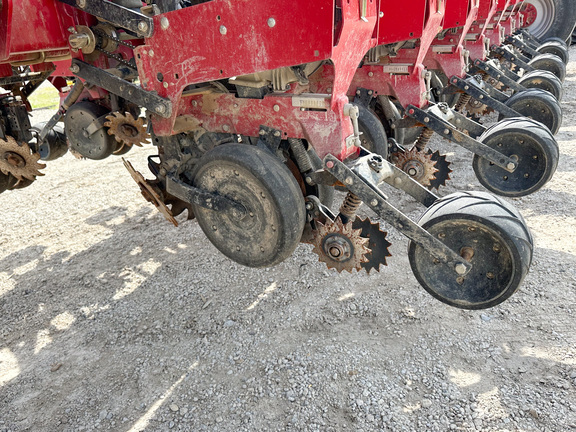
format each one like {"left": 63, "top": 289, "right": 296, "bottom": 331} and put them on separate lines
{"left": 454, "top": 263, "right": 467, "bottom": 275}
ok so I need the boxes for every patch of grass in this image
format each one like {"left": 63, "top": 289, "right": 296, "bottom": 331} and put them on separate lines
{"left": 28, "top": 84, "right": 59, "bottom": 110}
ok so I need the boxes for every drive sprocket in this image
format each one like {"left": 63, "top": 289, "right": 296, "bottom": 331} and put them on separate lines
{"left": 427, "top": 150, "right": 452, "bottom": 191}
{"left": 104, "top": 112, "right": 149, "bottom": 147}
{"left": 465, "top": 97, "right": 491, "bottom": 118}
{"left": 311, "top": 217, "right": 371, "bottom": 273}
{"left": 122, "top": 158, "right": 178, "bottom": 226}
{"left": 0, "top": 136, "right": 46, "bottom": 181}
{"left": 394, "top": 148, "right": 439, "bottom": 187}
{"left": 351, "top": 216, "right": 391, "bottom": 274}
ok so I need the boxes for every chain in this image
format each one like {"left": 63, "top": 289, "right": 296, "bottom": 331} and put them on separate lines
{"left": 93, "top": 28, "right": 137, "bottom": 70}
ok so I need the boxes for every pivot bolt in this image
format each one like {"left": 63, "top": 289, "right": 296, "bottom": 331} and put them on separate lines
{"left": 138, "top": 21, "right": 149, "bottom": 33}
{"left": 70, "top": 64, "right": 80, "bottom": 74}
{"left": 156, "top": 104, "right": 166, "bottom": 114}
{"left": 454, "top": 263, "right": 467, "bottom": 275}
{"left": 506, "top": 162, "right": 515, "bottom": 170}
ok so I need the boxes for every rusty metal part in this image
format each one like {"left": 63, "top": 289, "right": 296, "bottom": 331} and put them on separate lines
{"left": 339, "top": 192, "right": 362, "bottom": 221}
{"left": 427, "top": 150, "right": 452, "bottom": 191}
{"left": 311, "top": 217, "right": 370, "bottom": 273}
{"left": 0, "top": 136, "right": 46, "bottom": 181}
{"left": 454, "top": 93, "right": 472, "bottom": 112}
{"left": 465, "top": 97, "right": 491, "bottom": 117}
{"left": 394, "top": 148, "right": 438, "bottom": 187}
{"left": 105, "top": 112, "right": 149, "bottom": 147}
{"left": 413, "top": 127, "right": 434, "bottom": 152}
{"left": 122, "top": 158, "right": 178, "bottom": 227}
{"left": 351, "top": 216, "right": 391, "bottom": 274}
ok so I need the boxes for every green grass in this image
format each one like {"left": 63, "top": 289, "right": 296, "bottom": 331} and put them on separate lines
{"left": 28, "top": 84, "right": 60, "bottom": 110}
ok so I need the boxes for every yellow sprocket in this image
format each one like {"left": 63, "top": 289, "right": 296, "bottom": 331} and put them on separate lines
{"left": 104, "top": 112, "right": 149, "bottom": 147}
{"left": 394, "top": 148, "right": 439, "bottom": 187}
{"left": 0, "top": 136, "right": 46, "bottom": 181}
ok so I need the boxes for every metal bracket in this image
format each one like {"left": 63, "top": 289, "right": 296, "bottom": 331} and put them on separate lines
{"left": 323, "top": 154, "right": 472, "bottom": 274}
{"left": 85, "top": 113, "right": 108, "bottom": 136}
{"left": 353, "top": 88, "right": 375, "bottom": 107}
{"left": 165, "top": 175, "right": 247, "bottom": 215}
{"left": 58, "top": 0, "right": 154, "bottom": 37}
{"left": 343, "top": 103, "right": 361, "bottom": 148}
{"left": 505, "top": 35, "right": 539, "bottom": 58}
{"left": 406, "top": 104, "right": 517, "bottom": 172}
{"left": 71, "top": 59, "right": 172, "bottom": 118}
{"left": 257, "top": 126, "right": 284, "bottom": 158}
{"left": 449, "top": 75, "right": 519, "bottom": 118}
{"left": 471, "top": 59, "right": 524, "bottom": 92}
{"left": 491, "top": 45, "right": 535, "bottom": 73}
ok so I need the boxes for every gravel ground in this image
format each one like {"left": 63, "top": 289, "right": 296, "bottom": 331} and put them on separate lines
{"left": 1, "top": 47, "right": 576, "bottom": 432}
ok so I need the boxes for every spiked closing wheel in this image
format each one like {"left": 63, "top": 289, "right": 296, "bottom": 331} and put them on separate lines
{"left": 104, "top": 112, "right": 149, "bottom": 147}
{"left": 311, "top": 217, "right": 371, "bottom": 273}
{"left": 0, "top": 136, "right": 45, "bottom": 181}
{"left": 351, "top": 217, "right": 391, "bottom": 274}
{"left": 427, "top": 150, "right": 452, "bottom": 191}
{"left": 395, "top": 148, "right": 438, "bottom": 187}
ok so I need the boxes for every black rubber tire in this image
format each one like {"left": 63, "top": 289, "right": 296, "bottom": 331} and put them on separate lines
{"left": 523, "top": 0, "right": 576, "bottom": 42}
{"left": 499, "top": 88, "right": 562, "bottom": 135}
{"left": 528, "top": 53, "right": 566, "bottom": 82}
{"left": 516, "top": 69, "right": 564, "bottom": 101}
{"left": 541, "top": 37, "right": 569, "bottom": 48}
{"left": 191, "top": 144, "right": 306, "bottom": 268}
{"left": 473, "top": 118, "right": 559, "bottom": 197}
{"left": 0, "top": 171, "right": 10, "bottom": 194}
{"left": 535, "top": 40, "right": 569, "bottom": 64}
{"left": 408, "top": 191, "right": 533, "bottom": 309}
{"left": 357, "top": 104, "right": 388, "bottom": 159}
{"left": 30, "top": 122, "right": 68, "bottom": 161}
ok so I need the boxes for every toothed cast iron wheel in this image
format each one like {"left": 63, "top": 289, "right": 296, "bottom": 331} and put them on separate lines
{"left": 473, "top": 118, "right": 559, "bottom": 197}
{"left": 528, "top": 53, "right": 566, "bottom": 82}
{"left": 516, "top": 70, "right": 564, "bottom": 101}
{"left": 501, "top": 88, "right": 562, "bottom": 135}
{"left": 191, "top": 144, "right": 306, "bottom": 268}
{"left": 409, "top": 191, "right": 533, "bottom": 309}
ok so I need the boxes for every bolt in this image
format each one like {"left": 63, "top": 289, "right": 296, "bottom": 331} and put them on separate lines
{"left": 305, "top": 176, "right": 313, "bottom": 185}
{"left": 70, "top": 64, "right": 80, "bottom": 74}
{"left": 159, "top": 168, "right": 167, "bottom": 176}
{"left": 464, "top": 85, "right": 469, "bottom": 90}
{"left": 137, "top": 21, "right": 149, "bottom": 33}
{"left": 273, "top": 105, "right": 280, "bottom": 112}
{"left": 267, "top": 17, "right": 276, "bottom": 27}
{"left": 370, "top": 199, "right": 378, "bottom": 206}
{"left": 408, "top": 168, "right": 417, "bottom": 176}
{"left": 379, "top": 11, "right": 384, "bottom": 17}
{"left": 326, "top": 161, "right": 334, "bottom": 169}
{"left": 479, "top": 95, "right": 484, "bottom": 99}
{"left": 76, "top": 0, "right": 86, "bottom": 7}
{"left": 223, "top": 124, "right": 230, "bottom": 132}
{"left": 506, "top": 162, "right": 515, "bottom": 170}
{"left": 163, "top": 82, "right": 168, "bottom": 88}
{"left": 345, "top": 177, "right": 353, "bottom": 185}
{"left": 368, "top": 72, "right": 374, "bottom": 77}
{"left": 444, "top": 129, "right": 450, "bottom": 134}
{"left": 305, "top": 202, "right": 314, "bottom": 210}
{"left": 424, "top": 117, "right": 430, "bottom": 123}
{"left": 455, "top": 263, "right": 467, "bottom": 275}
{"left": 192, "top": 100, "right": 197, "bottom": 107}
{"left": 273, "top": 131, "right": 280, "bottom": 137}
{"left": 219, "top": 25, "right": 227, "bottom": 35}
{"left": 160, "top": 17, "right": 169, "bottom": 30}
{"left": 356, "top": 90, "right": 361, "bottom": 95}
{"left": 155, "top": 104, "right": 166, "bottom": 114}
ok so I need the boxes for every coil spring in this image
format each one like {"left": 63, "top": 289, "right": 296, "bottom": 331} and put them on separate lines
{"left": 414, "top": 128, "right": 434, "bottom": 152}
{"left": 454, "top": 93, "right": 472, "bottom": 112}
{"left": 339, "top": 192, "right": 362, "bottom": 220}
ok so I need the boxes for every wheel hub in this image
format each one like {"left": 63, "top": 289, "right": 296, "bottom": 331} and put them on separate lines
{"left": 3, "top": 151, "right": 26, "bottom": 168}
{"left": 323, "top": 234, "right": 353, "bottom": 261}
